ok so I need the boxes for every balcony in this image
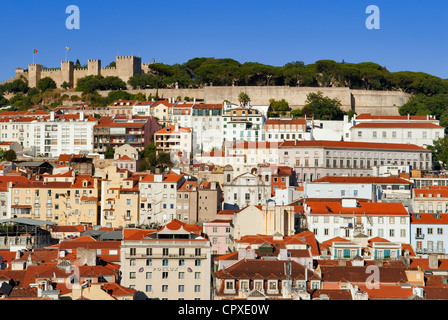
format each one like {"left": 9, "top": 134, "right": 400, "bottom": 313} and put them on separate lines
{"left": 415, "top": 234, "right": 425, "bottom": 239}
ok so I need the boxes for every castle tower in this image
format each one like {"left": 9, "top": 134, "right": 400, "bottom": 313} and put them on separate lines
{"left": 88, "top": 59, "right": 101, "bottom": 76}
{"left": 28, "top": 64, "right": 43, "bottom": 88}
{"left": 61, "top": 61, "right": 74, "bottom": 88}
{"left": 116, "top": 56, "right": 142, "bottom": 84}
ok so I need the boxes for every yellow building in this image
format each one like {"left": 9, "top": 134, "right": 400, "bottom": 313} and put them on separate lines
{"left": 10, "top": 170, "right": 100, "bottom": 227}
{"left": 100, "top": 165, "right": 142, "bottom": 228}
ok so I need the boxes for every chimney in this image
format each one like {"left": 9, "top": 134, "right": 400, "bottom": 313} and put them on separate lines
{"left": 50, "top": 112, "right": 55, "bottom": 121}
{"left": 429, "top": 254, "right": 439, "bottom": 269}
{"left": 80, "top": 111, "right": 84, "bottom": 121}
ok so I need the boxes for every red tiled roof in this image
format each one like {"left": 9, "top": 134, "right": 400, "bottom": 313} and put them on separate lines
{"left": 410, "top": 213, "right": 448, "bottom": 224}
{"left": 156, "top": 125, "right": 192, "bottom": 134}
{"left": 311, "top": 176, "right": 412, "bottom": 185}
{"left": 414, "top": 186, "right": 448, "bottom": 198}
{"left": 306, "top": 200, "right": 408, "bottom": 216}
{"left": 266, "top": 118, "right": 306, "bottom": 125}
{"left": 356, "top": 284, "right": 414, "bottom": 300}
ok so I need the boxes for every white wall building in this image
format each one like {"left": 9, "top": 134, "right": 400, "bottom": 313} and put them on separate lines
{"left": 304, "top": 199, "right": 410, "bottom": 244}
{"left": 29, "top": 112, "right": 97, "bottom": 157}
{"left": 138, "top": 173, "right": 186, "bottom": 226}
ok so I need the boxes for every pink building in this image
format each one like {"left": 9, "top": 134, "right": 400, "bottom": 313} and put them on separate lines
{"left": 203, "top": 210, "right": 238, "bottom": 255}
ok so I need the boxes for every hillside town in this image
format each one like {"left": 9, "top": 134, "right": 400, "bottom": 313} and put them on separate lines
{"left": 0, "top": 96, "right": 445, "bottom": 301}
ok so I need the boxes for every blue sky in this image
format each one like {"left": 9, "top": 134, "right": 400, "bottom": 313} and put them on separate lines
{"left": 0, "top": 0, "right": 447, "bottom": 81}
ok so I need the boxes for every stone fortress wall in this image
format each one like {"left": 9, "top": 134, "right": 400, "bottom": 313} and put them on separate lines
{"left": 12, "top": 56, "right": 410, "bottom": 115}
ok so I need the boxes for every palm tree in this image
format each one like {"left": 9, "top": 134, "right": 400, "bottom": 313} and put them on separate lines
{"left": 238, "top": 92, "right": 250, "bottom": 107}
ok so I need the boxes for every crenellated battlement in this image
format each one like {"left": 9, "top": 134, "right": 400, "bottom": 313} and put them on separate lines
{"left": 12, "top": 55, "right": 150, "bottom": 89}
{"left": 116, "top": 55, "right": 141, "bottom": 60}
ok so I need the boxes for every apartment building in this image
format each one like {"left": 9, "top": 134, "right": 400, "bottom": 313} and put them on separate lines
{"left": 93, "top": 115, "right": 159, "bottom": 153}
{"left": 120, "top": 219, "right": 211, "bottom": 300}
{"left": 265, "top": 117, "right": 310, "bottom": 141}
{"left": 191, "top": 104, "right": 223, "bottom": 153}
{"left": 176, "top": 180, "right": 223, "bottom": 225}
{"left": 222, "top": 106, "right": 265, "bottom": 144}
{"left": 11, "top": 171, "right": 100, "bottom": 226}
{"left": 0, "top": 112, "right": 98, "bottom": 157}
{"left": 277, "top": 140, "right": 432, "bottom": 185}
{"left": 214, "top": 250, "right": 320, "bottom": 300}
{"left": 138, "top": 172, "right": 186, "bottom": 227}
{"left": 231, "top": 204, "right": 298, "bottom": 240}
{"left": 349, "top": 122, "right": 444, "bottom": 148}
{"left": 304, "top": 199, "right": 410, "bottom": 244}
{"left": 412, "top": 186, "right": 448, "bottom": 214}
{"left": 202, "top": 210, "right": 236, "bottom": 255}
{"left": 227, "top": 141, "right": 281, "bottom": 168}
{"left": 305, "top": 176, "right": 413, "bottom": 202}
{"left": 100, "top": 165, "right": 140, "bottom": 228}
{"left": 222, "top": 170, "right": 271, "bottom": 210}
{"left": 411, "top": 213, "right": 448, "bottom": 257}
{"left": 154, "top": 125, "right": 194, "bottom": 163}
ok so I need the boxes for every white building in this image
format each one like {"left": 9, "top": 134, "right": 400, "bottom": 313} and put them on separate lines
{"left": 120, "top": 219, "right": 211, "bottom": 300}
{"left": 265, "top": 117, "right": 311, "bottom": 141}
{"left": 304, "top": 199, "right": 410, "bottom": 244}
{"left": 138, "top": 173, "right": 186, "bottom": 226}
{"left": 349, "top": 122, "right": 444, "bottom": 148}
{"left": 222, "top": 169, "right": 271, "bottom": 210}
{"left": 154, "top": 125, "right": 194, "bottom": 164}
{"left": 222, "top": 105, "right": 265, "bottom": 145}
{"left": 191, "top": 104, "right": 223, "bottom": 153}
{"left": 304, "top": 176, "right": 413, "bottom": 202}
{"left": 28, "top": 112, "right": 97, "bottom": 157}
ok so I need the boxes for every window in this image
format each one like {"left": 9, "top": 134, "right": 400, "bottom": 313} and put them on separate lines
{"left": 162, "top": 272, "right": 168, "bottom": 279}
{"left": 130, "top": 248, "right": 136, "bottom": 256}
{"left": 178, "top": 272, "right": 185, "bottom": 279}
{"left": 162, "top": 285, "right": 168, "bottom": 293}
{"left": 178, "top": 285, "right": 185, "bottom": 292}
{"left": 162, "top": 259, "right": 168, "bottom": 266}
{"left": 195, "top": 259, "right": 201, "bottom": 266}
{"left": 129, "top": 272, "right": 136, "bottom": 279}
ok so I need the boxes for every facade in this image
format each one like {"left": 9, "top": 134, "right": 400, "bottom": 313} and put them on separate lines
{"left": 10, "top": 171, "right": 100, "bottom": 226}
{"left": 222, "top": 171, "right": 271, "bottom": 210}
{"left": 176, "top": 180, "right": 223, "bottom": 225}
{"left": 100, "top": 166, "right": 140, "bottom": 228}
{"left": 412, "top": 186, "right": 448, "bottom": 214}
{"left": 222, "top": 106, "right": 265, "bottom": 144}
{"left": 191, "top": 104, "right": 223, "bottom": 153}
{"left": 202, "top": 210, "right": 235, "bottom": 255}
{"left": 265, "top": 117, "right": 310, "bottom": 141}
{"left": 138, "top": 172, "right": 186, "bottom": 227}
{"left": 231, "top": 204, "right": 297, "bottom": 240}
{"left": 93, "top": 115, "right": 159, "bottom": 154}
{"left": 120, "top": 220, "right": 211, "bottom": 300}
{"left": 304, "top": 199, "right": 410, "bottom": 244}
{"left": 411, "top": 213, "right": 448, "bottom": 256}
{"left": 305, "top": 176, "right": 413, "bottom": 202}
{"left": 277, "top": 140, "right": 432, "bottom": 185}
{"left": 349, "top": 122, "right": 444, "bottom": 148}
{"left": 154, "top": 125, "right": 193, "bottom": 163}
{"left": 0, "top": 112, "right": 97, "bottom": 157}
